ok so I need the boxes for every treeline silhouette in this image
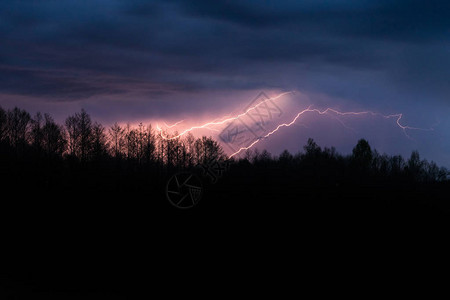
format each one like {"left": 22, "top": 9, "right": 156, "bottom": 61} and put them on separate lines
{"left": 1, "top": 104, "right": 449, "bottom": 222}
{"left": 1, "top": 106, "right": 449, "bottom": 295}
{"left": 0, "top": 106, "right": 228, "bottom": 206}
{"left": 1, "top": 106, "right": 448, "bottom": 180}
{"left": 1, "top": 105, "right": 449, "bottom": 200}
{"left": 0, "top": 106, "right": 225, "bottom": 166}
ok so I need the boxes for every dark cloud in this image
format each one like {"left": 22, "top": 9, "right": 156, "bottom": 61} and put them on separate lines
{"left": 175, "top": 0, "right": 450, "bottom": 40}
{"left": 1, "top": 0, "right": 448, "bottom": 97}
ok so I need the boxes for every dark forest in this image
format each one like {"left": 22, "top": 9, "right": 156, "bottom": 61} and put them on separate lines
{"left": 1, "top": 106, "right": 449, "bottom": 296}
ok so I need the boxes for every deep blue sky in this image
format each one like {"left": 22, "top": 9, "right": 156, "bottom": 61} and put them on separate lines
{"left": 0, "top": 0, "right": 449, "bottom": 165}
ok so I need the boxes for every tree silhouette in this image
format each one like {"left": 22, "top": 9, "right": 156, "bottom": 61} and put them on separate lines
{"left": 7, "top": 107, "right": 31, "bottom": 149}
{"left": 30, "top": 112, "right": 44, "bottom": 152}
{"left": 42, "top": 114, "right": 66, "bottom": 157}
{"left": 92, "top": 122, "right": 109, "bottom": 160}
{"left": 109, "top": 122, "right": 126, "bottom": 159}
{"left": 279, "top": 149, "right": 293, "bottom": 165}
{"left": 0, "top": 106, "right": 8, "bottom": 143}
{"left": 390, "top": 155, "right": 405, "bottom": 176}
{"left": 351, "top": 139, "right": 373, "bottom": 172}
{"left": 143, "top": 125, "right": 156, "bottom": 164}
{"left": 303, "top": 138, "right": 321, "bottom": 159}
{"left": 407, "top": 150, "right": 424, "bottom": 181}
{"left": 65, "top": 109, "right": 94, "bottom": 161}
{"left": 184, "top": 133, "right": 196, "bottom": 167}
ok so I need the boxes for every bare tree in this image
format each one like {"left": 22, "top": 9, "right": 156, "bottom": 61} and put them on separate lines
{"left": 407, "top": 150, "right": 423, "bottom": 180}
{"left": 65, "top": 113, "right": 80, "bottom": 157}
{"left": 199, "top": 136, "right": 225, "bottom": 164}
{"left": 390, "top": 155, "right": 405, "bottom": 175}
{"left": 0, "top": 106, "right": 7, "bottom": 142}
{"left": 154, "top": 130, "right": 165, "bottom": 164}
{"left": 303, "top": 138, "right": 322, "bottom": 159}
{"left": 78, "top": 109, "right": 94, "bottom": 161}
{"left": 30, "top": 112, "right": 44, "bottom": 151}
{"left": 351, "top": 139, "right": 373, "bottom": 171}
{"left": 109, "top": 123, "right": 126, "bottom": 158}
{"left": 143, "top": 124, "right": 156, "bottom": 164}
{"left": 92, "top": 122, "right": 109, "bottom": 160}
{"left": 7, "top": 107, "right": 31, "bottom": 148}
{"left": 194, "top": 138, "right": 202, "bottom": 165}
{"left": 42, "top": 114, "right": 66, "bottom": 157}
{"left": 65, "top": 109, "right": 94, "bottom": 161}
{"left": 137, "top": 123, "right": 146, "bottom": 162}
{"left": 184, "top": 133, "right": 195, "bottom": 167}
{"left": 125, "top": 124, "right": 138, "bottom": 160}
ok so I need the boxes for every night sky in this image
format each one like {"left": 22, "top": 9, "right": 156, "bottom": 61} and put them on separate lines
{"left": 1, "top": 1, "right": 449, "bottom": 166}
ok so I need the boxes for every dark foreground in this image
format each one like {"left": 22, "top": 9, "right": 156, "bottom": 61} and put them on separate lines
{"left": 1, "top": 107, "right": 449, "bottom": 297}
{"left": 1, "top": 162, "right": 449, "bottom": 298}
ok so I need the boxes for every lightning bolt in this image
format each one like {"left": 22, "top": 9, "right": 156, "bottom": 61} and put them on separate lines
{"left": 228, "top": 107, "right": 432, "bottom": 158}
{"left": 163, "top": 120, "right": 184, "bottom": 128}
{"left": 156, "top": 91, "right": 293, "bottom": 140}
{"left": 156, "top": 91, "right": 432, "bottom": 159}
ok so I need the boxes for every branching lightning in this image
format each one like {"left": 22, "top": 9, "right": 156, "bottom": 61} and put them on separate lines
{"left": 162, "top": 120, "right": 184, "bottom": 128}
{"left": 156, "top": 91, "right": 432, "bottom": 159}
{"left": 228, "top": 107, "right": 431, "bottom": 158}
{"left": 155, "top": 92, "right": 293, "bottom": 140}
